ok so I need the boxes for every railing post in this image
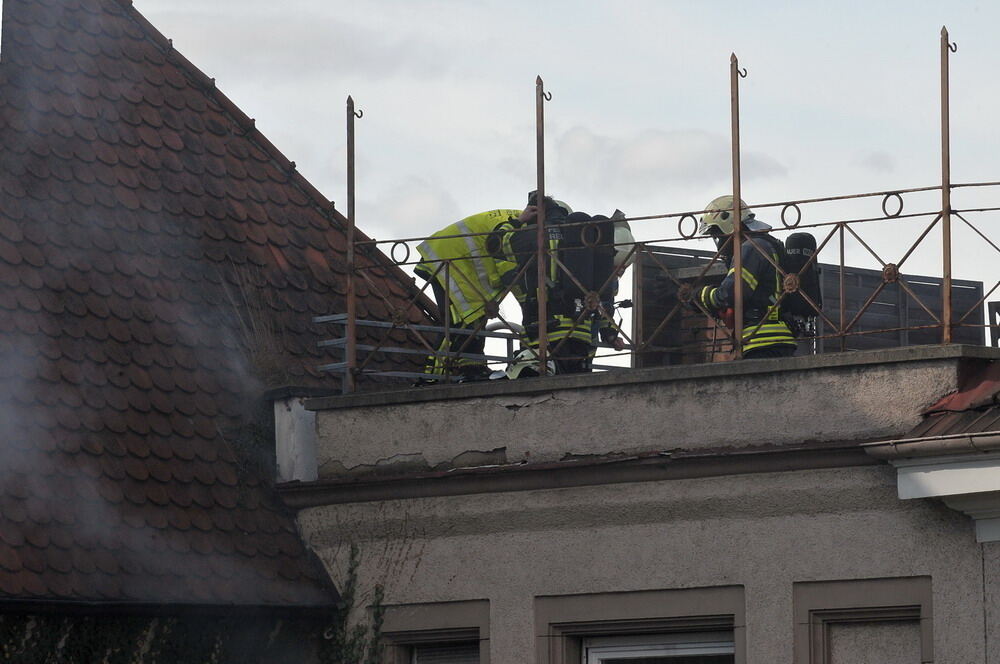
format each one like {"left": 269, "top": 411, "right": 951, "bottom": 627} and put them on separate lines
{"left": 633, "top": 243, "right": 645, "bottom": 369}
{"left": 535, "top": 76, "right": 549, "bottom": 373}
{"left": 730, "top": 54, "right": 745, "bottom": 359}
{"left": 443, "top": 260, "right": 452, "bottom": 381}
{"left": 940, "top": 27, "right": 955, "bottom": 344}
{"left": 343, "top": 96, "right": 360, "bottom": 394}
{"left": 839, "top": 224, "right": 846, "bottom": 353}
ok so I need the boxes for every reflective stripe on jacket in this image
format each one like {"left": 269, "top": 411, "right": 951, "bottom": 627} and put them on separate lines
{"left": 699, "top": 233, "right": 796, "bottom": 353}
{"left": 415, "top": 210, "right": 521, "bottom": 323}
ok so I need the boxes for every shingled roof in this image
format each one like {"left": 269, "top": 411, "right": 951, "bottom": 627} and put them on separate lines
{"left": 908, "top": 360, "right": 1000, "bottom": 438}
{"left": 0, "top": 0, "right": 429, "bottom": 607}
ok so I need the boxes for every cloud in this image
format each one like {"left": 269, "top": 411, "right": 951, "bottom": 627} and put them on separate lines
{"left": 554, "top": 127, "right": 787, "bottom": 200}
{"left": 363, "top": 177, "right": 462, "bottom": 241}
{"left": 854, "top": 151, "right": 895, "bottom": 173}
{"left": 140, "top": 4, "right": 454, "bottom": 81}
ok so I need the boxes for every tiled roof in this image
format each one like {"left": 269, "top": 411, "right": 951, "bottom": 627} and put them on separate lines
{"left": 0, "top": 0, "right": 428, "bottom": 606}
{"left": 908, "top": 361, "right": 1000, "bottom": 439}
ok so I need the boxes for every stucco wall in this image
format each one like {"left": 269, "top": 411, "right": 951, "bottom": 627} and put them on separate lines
{"left": 310, "top": 350, "right": 964, "bottom": 477}
{"left": 828, "top": 621, "right": 922, "bottom": 663}
{"left": 297, "top": 465, "right": 988, "bottom": 664}
{"left": 988, "top": 541, "right": 1000, "bottom": 664}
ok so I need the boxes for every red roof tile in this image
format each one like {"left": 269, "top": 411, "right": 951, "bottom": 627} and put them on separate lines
{"left": 908, "top": 361, "right": 1000, "bottom": 439}
{"left": 0, "top": 0, "right": 431, "bottom": 607}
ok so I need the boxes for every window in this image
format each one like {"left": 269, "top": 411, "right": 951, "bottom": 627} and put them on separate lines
{"left": 411, "top": 640, "right": 480, "bottom": 664}
{"left": 382, "top": 600, "right": 489, "bottom": 664}
{"left": 535, "top": 586, "right": 745, "bottom": 664}
{"left": 583, "top": 632, "right": 735, "bottom": 663}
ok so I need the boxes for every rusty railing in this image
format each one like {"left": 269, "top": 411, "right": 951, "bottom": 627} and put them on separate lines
{"left": 318, "top": 27, "right": 998, "bottom": 393}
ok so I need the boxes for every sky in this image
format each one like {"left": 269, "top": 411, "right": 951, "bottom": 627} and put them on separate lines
{"left": 134, "top": 0, "right": 999, "bottom": 324}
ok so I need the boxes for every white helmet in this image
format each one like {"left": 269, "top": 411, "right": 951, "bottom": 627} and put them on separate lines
{"left": 698, "top": 195, "right": 771, "bottom": 235}
{"left": 489, "top": 348, "right": 556, "bottom": 380}
{"left": 611, "top": 210, "right": 635, "bottom": 268}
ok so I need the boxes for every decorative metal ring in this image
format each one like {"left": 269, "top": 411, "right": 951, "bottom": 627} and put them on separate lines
{"left": 783, "top": 273, "right": 801, "bottom": 293}
{"left": 584, "top": 291, "right": 601, "bottom": 312}
{"left": 677, "top": 283, "right": 694, "bottom": 304}
{"left": 882, "top": 263, "right": 900, "bottom": 283}
{"left": 881, "top": 192, "right": 903, "bottom": 218}
{"left": 679, "top": 214, "right": 699, "bottom": 239}
{"left": 581, "top": 222, "right": 602, "bottom": 247}
{"left": 780, "top": 203, "right": 802, "bottom": 229}
{"left": 390, "top": 241, "right": 410, "bottom": 265}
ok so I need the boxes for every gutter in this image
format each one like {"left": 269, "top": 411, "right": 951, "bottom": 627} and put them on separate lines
{"left": 862, "top": 431, "right": 1000, "bottom": 459}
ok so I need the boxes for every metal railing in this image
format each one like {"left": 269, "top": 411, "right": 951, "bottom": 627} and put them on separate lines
{"left": 320, "top": 27, "right": 999, "bottom": 393}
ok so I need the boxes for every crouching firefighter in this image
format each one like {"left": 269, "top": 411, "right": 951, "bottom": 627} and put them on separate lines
{"left": 414, "top": 208, "right": 534, "bottom": 381}
{"left": 498, "top": 194, "right": 632, "bottom": 374}
{"left": 696, "top": 195, "right": 798, "bottom": 360}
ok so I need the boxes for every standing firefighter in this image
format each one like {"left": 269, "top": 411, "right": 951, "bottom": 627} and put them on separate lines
{"left": 415, "top": 208, "right": 533, "bottom": 381}
{"left": 696, "top": 195, "right": 797, "bottom": 359}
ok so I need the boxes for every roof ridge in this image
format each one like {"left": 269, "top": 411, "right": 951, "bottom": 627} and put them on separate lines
{"left": 112, "top": 0, "right": 428, "bottom": 309}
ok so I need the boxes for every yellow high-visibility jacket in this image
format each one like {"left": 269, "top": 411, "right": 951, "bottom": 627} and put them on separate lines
{"left": 415, "top": 210, "right": 521, "bottom": 324}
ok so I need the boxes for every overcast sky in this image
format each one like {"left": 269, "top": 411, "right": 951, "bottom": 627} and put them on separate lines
{"left": 136, "top": 0, "right": 999, "bottom": 291}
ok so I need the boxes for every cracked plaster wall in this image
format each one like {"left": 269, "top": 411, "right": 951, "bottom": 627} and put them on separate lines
{"left": 313, "top": 358, "right": 959, "bottom": 477}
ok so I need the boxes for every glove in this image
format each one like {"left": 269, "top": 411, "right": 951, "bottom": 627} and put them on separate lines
{"left": 720, "top": 307, "right": 735, "bottom": 330}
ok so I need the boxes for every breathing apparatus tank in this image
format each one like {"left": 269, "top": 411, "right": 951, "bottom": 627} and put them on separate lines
{"left": 781, "top": 232, "right": 822, "bottom": 320}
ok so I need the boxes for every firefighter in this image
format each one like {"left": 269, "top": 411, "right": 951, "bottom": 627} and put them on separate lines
{"left": 696, "top": 195, "right": 797, "bottom": 360}
{"left": 415, "top": 208, "right": 534, "bottom": 381}
{"left": 496, "top": 196, "right": 632, "bottom": 374}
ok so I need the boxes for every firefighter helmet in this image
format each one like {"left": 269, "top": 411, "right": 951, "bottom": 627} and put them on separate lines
{"left": 698, "top": 195, "right": 771, "bottom": 235}
{"left": 489, "top": 348, "right": 556, "bottom": 380}
{"left": 527, "top": 190, "right": 573, "bottom": 215}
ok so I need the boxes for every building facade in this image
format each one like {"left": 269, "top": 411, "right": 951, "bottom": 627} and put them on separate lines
{"left": 279, "top": 346, "right": 1000, "bottom": 664}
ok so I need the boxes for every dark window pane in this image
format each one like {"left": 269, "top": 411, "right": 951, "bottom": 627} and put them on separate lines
{"left": 412, "top": 641, "right": 480, "bottom": 664}
{"left": 602, "top": 656, "right": 733, "bottom": 664}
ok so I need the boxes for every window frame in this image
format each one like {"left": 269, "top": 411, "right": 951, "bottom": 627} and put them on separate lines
{"left": 381, "top": 600, "right": 489, "bottom": 664}
{"left": 792, "top": 577, "right": 932, "bottom": 664}
{"left": 583, "top": 631, "right": 736, "bottom": 662}
{"left": 534, "top": 586, "right": 745, "bottom": 664}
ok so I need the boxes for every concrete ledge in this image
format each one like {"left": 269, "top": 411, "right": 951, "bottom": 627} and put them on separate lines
{"left": 308, "top": 345, "right": 997, "bottom": 479}
{"left": 305, "top": 345, "right": 999, "bottom": 412}
{"left": 278, "top": 442, "right": 876, "bottom": 509}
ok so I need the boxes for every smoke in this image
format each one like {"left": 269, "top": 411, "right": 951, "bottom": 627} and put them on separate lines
{"left": 0, "top": 0, "right": 331, "bottom": 604}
